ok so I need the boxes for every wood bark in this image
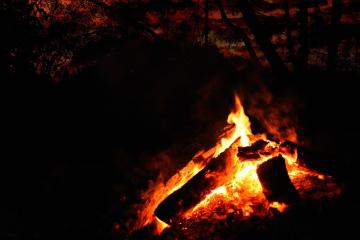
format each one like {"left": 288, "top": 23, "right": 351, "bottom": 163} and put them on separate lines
{"left": 155, "top": 149, "right": 232, "bottom": 223}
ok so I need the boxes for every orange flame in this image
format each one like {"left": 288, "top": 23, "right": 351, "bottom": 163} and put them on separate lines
{"left": 269, "top": 201, "right": 288, "bottom": 212}
{"left": 133, "top": 94, "right": 341, "bottom": 234}
{"left": 214, "top": 95, "right": 251, "bottom": 156}
{"left": 154, "top": 217, "right": 169, "bottom": 235}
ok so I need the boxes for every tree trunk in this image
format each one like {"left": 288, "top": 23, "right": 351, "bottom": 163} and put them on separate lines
{"left": 327, "top": 0, "right": 342, "bottom": 73}
{"left": 236, "top": 0, "right": 288, "bottom": 75}
{"left": 215, "top": 0, "right": 260, "bottom": 65}
{"left": 284, "top": 0, "right": 296, "bottom": 66}
{"left": 204, "top": 0, "right": 209, "bottom": 47}
{"left": 298, "top": 0, "right": 308, "bottom": 72}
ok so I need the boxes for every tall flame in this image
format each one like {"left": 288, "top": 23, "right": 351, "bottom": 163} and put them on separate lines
{"left": 133, "top": 94, "right": 341, "bottom": 235}
{"left": 214, "top": 95, "right": 252, "bottom": 156}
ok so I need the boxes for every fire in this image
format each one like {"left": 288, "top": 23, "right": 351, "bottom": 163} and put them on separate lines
{"left": 154, "top": 217, "right": 169, "bottom": 235}
{"left": 134, "top": 158, "right": 204, "bottom": 230}
{"left": 133, "top": 94, "right": 341, "bottom": 235}
{"left": 269, "top": 201, "right": 288, "bottom": 212}
{"left": 215, "top": 95, "right": 251, "bottom": 156}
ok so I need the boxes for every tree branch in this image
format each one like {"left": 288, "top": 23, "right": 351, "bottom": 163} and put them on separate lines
{"left": 215, "top": 0, "right": 260, "bottom": 65}
{"left": 236, "top": 0, "right": 289, "bottom": 75}
{"left": 87, "top": 0, "right": 160, "bottom": 40}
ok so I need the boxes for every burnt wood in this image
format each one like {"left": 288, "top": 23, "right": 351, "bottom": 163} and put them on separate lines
{"left": 237, "top": 140, "right": 270, "bottom": 160}
{"left": 155, "top": 149, "right": 232, "bottom": 224}
{"left": 257, "top": 155, "right": 299, "bottom": 203}
{"left": 279, "top": 141, "right": 297, "bottom": 157}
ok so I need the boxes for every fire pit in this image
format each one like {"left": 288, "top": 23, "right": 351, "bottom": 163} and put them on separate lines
{"left": 129, "top": 94, "right": 341, "bottom": 238}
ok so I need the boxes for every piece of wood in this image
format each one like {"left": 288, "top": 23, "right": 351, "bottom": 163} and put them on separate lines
{"left": 155, "top": 149, "right": 232, "bottom": 224}
{"left": 237, "top": 140, "right": 270, "bottom": 160}
{"left": 257, "top": 155, "right": 299, "bottom": 203}
{"left": 279, "top": 141, "right": 297, "bottom": 157}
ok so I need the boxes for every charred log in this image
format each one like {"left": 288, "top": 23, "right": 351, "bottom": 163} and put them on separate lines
{"left": 237, "top": 139, "right": 270, "bottom": 160}
{"left": 257, "top": 155, "right": 299, "bottom": 203}
{"left": 279, "top": 141, "right": 297, "bottom": 157}
{"left": 155, "top": 149, "right": 232, "bottom": 224}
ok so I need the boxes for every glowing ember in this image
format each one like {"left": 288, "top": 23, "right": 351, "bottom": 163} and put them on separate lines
{"left": 269, "top": 201, "right": 288, "bottom": 212}
{"left": 154, "top": 217, "right": 169, "bottom": 235}
{"left": 133, "top": 94, "right": 341, "bottom": 235}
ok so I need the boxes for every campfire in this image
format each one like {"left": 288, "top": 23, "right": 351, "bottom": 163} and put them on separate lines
{"left": 131, "top": 94, "right": 341, "bottom": 236}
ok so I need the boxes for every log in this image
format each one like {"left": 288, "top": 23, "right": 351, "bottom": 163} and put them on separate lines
{"left": 155, "top": 149, "right": 232, "bottom": 224}
{"left": 256, "top": 155, "right": 299, "bottom": 203}
{"left": 237, "top": 140, "right": 270, "bottom": 160}
{"left": 279, "top": 141, "right": 297, "bottom": 157}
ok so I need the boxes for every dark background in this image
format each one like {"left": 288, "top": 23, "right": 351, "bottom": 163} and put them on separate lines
{"left": 2, "top": 1, "right": 360, "bottom": 239}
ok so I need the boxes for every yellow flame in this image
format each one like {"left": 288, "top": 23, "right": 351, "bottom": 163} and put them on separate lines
{"left": 134, "top": 158, "right": 205, "bottom": 232}
{"left": 269, "top": 202, "right": 288, "bottom": 212}
{"left": 186, "top": 185, "right": 228, "bottom": 215}
{"left": 134, "top": 93, "right": 341, "bottom": 234}
{"left": 214, "top": 95, "right": 252, "bottom": 157}
{"left": 154, "top": 217, "right": 169, "bottom": 235}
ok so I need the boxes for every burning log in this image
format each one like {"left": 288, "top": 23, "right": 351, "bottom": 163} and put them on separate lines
{"left": 257, "top": 155, "right": 299, "bottom": 203}
{"left": 237, "top": 140, "right": 270, "bottom": 160}
{"left": 279, "top": 141, "right": 297, "bottom": 157}
{"left": 155, "top": 149, "right": 232, "bottom": 224}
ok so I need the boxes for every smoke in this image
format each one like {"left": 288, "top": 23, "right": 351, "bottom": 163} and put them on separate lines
{"left": 240, "top": 82, "right": 301, "bottom": 144}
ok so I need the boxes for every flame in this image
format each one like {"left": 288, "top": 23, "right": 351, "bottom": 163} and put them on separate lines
{"left": 214, "top": 95, "right": 251, "bottom": 156}
{"left": 133, "top": 94, "right": 341, "bottom": 234}
{"left": 269, "top": 201, "right": 288, "bottom": 212}
{"left": 154, "top": 217, "right": 169, "bottom": 235}
{"left": 182, "top": 95, "right": 270, "bottom": 219}
{"left": 133, "top": 157, "right": 205, "bottom": 232}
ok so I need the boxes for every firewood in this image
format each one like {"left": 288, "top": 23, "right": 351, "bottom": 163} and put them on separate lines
{"left": 279, "top": 141, "right": 297, "bottom": 157}
{"left": 256, "top": 155, "right": 299, "bottom": 203}
{"left": 155, "top": 149, "right": 232, "bottom": 224}
{"left": 237, "top": 140, "right": 270, "bottom": 160}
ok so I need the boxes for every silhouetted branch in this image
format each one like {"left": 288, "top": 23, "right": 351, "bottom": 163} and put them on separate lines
{"left": 327, "top": 0, "right": 342, "bottom": 73}
{"left": 298, "top": 0, "right": 308, "bottom": 72}
{"left": 215, "top": 0, "right": 260, "bottom": 65}
{"left": 87, "top": 0, "right": 160, "bottom": 40}
{"left": 283, "top": 0, "right": 296, "bottom": 66}
{"left": 204, "top": 0, "right": 209, "bottom": 46}
{"left": 236, "top": 0, "right": 289, "bottom": 75}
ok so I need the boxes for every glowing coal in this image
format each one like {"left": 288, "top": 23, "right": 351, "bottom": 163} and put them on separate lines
{"left": 132, "top": 94, "right": 341, "bottom": 235}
